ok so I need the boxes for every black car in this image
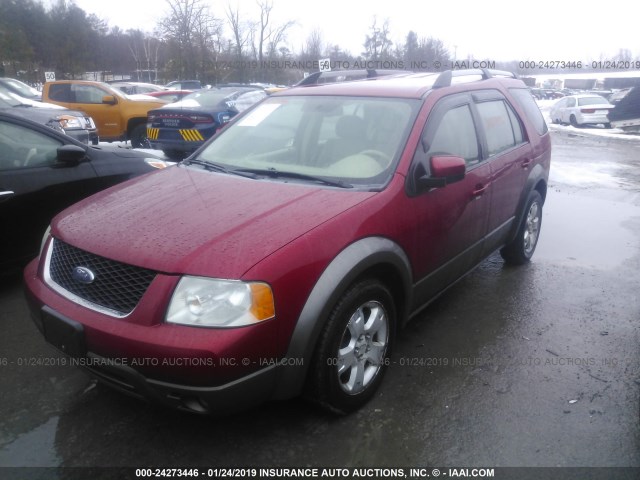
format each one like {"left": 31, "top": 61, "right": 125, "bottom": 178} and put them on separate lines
{"left": 0, "top": 112, "right": 172, "bottom": 273}
{"left": 146, "top": 87, "right": 267, "bottom": 159}
{"left": 0, "top": 85, "right": 98, "bottom": 144}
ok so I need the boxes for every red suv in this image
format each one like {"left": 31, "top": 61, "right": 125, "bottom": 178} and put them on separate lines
{"left": 24, "top": 69, "right": 551, "bottom": 415}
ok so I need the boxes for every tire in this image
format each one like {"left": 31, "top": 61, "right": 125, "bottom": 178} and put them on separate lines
{"left": 305, "top": 279, "right": 396, "bottom": 414}
{"left": 570, "top": 115, "right": 580, "bottom": 128}
{"left": 130, "top": 124, "right": 149, "bottom": 149}
{"left": 604, "top": 122, "right": 612, "bottom": 129}
{"left": 501, "top": 190, "right": 543, "bottom": 265}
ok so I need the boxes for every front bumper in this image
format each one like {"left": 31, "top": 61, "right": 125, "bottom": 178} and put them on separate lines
{"left": 64, "top": 129, "right": 90, "bottom": 144}
{"left": 23, "top": 258, "right": 284, "bottom": 414}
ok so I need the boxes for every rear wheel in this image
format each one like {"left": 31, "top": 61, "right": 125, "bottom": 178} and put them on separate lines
{"left": 501, "top": 190, "right": 543, "bottom": 265}
{"left": 570, "top": 115, "right": 580, "bottom": 128}
{"left": 306, "top": 279, "right": 395, "bottom": 414}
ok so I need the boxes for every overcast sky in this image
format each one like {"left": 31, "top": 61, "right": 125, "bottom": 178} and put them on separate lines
{"left": 72, "top": 0, "right": 638, "bottom": 61}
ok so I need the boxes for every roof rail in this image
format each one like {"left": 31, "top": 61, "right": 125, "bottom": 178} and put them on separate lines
{"left": 295, "top": 69, "right": 410, "bottom": 86}
{"left": 433, "top": 69, "right": 517, "bottom": 89}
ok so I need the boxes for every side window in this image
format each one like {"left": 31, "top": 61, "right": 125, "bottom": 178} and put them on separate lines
{"left": 426, "top": 104, "right": 479, "bottom": 166}
{"left": 566, "top": 97, "right": 576, "bottom": 108}
{"left": 71, "top": 85, "right": 107, "bottom": 104}
{"left": 508, "top": 88, "right": 548, "bottom": 135}
{"left": 0, "top": 121, "right": 62, "bottom": 171}
{"left": 507, "top": 106, "right": 524, "bottom": 144}
{"left": 476, "top": 100, "right": 523, "bottom": 156}
{"left": 48, "top": 83, "right": 72, "bottom": 102}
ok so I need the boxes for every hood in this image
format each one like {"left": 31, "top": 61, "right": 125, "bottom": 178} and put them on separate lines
{"left": 53, "top": 166, "right": 375, "bottom": 278}
{"left": 0, "top": 106, "right": 76, "bottom": 132}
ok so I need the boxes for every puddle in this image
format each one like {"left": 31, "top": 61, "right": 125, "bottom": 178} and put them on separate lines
{"left": 536, "top": 190, "right": 640, "bottom": 269}
{"left": 0, "top": 417, "right": 61, "bottom": 467}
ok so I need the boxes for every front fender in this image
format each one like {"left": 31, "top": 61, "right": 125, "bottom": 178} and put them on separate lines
{"left": 272, "top": 236, "right": 412, "bottom": 399}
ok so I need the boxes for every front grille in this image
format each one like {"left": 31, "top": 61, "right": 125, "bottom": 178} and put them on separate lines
{"left": 48, "top": 239, "right": 156, "bottom": 316}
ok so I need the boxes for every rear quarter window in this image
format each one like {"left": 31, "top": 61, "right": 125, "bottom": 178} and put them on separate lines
{"left": 508, "top": 88, "right": 548, "bottom": 136}
{"left": 476, "top": 100, "right": 524, "bottom": 156}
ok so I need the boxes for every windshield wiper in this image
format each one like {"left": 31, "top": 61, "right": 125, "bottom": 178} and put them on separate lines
{"left": 234, "top": 167, "right": 353, "bottom": 188}
{"left": 182, "top": 158, "right": 257, "bottom": 179}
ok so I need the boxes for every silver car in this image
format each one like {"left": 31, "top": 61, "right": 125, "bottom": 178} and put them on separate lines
{"left": 550, "top": 94, "right": 614, "bottom": 128}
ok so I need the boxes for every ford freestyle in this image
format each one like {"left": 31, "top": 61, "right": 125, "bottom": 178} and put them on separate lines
{"left": 24, "top": 69, "right": 551, "bottom": 415}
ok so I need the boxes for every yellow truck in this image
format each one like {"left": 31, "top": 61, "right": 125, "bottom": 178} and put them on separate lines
{"left": 42, "top": 80, "right": 166, "bottom": 147}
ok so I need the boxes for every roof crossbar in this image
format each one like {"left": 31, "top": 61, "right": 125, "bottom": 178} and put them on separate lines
{"left": 433, "top": 69, "right": 517, "bottom": 88}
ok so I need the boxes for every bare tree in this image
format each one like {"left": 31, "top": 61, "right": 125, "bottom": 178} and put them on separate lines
{"left": 159, "top": 0, "right": 220, "bottom": 79}
{"left": 363, "top": 17, "right": 393, "bottom": 61}
{"left": 252, "top": 0, "right": 294, "bottom": 76}
{"left": 303, "top": 28, "right": 324, "bottom": 59}
{"left": 226, "top": 3, "right": 252, "bottom": 81}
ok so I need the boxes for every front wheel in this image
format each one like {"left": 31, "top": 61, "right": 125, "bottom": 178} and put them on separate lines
{"left": 305, "top": 279, "right": 395, "bottom": 414}
{"left": 501, "top": 190, "right": 543, "bottom": 265}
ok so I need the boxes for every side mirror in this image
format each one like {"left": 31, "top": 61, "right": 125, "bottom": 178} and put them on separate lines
{"left": 102, "top": 95, "right": 117, "bottom": 105}
{"left": 56, "top": 144, "right": 86, "bottom": 167}
{"left": 417, "top": 155, "right": 466, "bottom": 189}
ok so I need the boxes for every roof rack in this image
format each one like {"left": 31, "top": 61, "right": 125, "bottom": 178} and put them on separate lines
{"left": 433, "top": 69, "right": 517, "bottom": 89}
{"left": 295, "top": 69, "right": 409, "bottom": 86}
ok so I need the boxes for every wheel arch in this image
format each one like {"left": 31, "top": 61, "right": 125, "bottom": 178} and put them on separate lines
{"left": 126, "top": 117, "right": 147, "bottom": 138}
{"left": 506, "top": 164, "right": 547, "bottom": 245}
{"left": 272, "top": 236, "right": 412, "bottom": 400}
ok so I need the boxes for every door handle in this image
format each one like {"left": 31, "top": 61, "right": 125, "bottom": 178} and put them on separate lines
{"left": 472, "top": 183, "right": 489, "bottom": 197}
{"left": 521, "top": 158, "right": 532, "bottom": 169}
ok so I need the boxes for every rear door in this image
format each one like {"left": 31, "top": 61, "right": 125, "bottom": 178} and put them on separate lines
{"left": 471, "top": 90, "right": 531, "bottom": 253}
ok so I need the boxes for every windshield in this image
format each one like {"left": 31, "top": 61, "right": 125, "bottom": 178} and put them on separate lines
{"left": 578, "top": 96, "right": 609, "bottom": 106}
{"left": 0, "top": 89, "right": 22, "bottom": 107}
{"left": 2, "top": 78, "right": 39, "bottom": 98}
{"left": 194, "top": 95, "right": 419, "bottom": 189}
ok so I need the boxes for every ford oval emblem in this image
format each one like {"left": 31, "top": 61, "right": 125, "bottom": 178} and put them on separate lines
{"left": 72, "top": 266, "right": 96, "bottom": 284}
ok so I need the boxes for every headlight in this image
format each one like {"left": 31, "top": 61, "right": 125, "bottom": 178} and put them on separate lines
{"left": 144, "top": 158, "right": 176, "bottom": 169}
{"left": 55, "top": 115, "right": 83, "bottom": 130}
{"left": 166, "top": 276, "right": 275, "bottom": 328}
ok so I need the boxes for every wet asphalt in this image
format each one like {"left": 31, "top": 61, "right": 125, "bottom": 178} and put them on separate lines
{"left": 0, "top": 128, "right": 639, "bottom": 478}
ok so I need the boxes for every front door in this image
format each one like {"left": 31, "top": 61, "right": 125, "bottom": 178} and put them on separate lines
{"left": 407, "top": 93, "right": 492, "bottom": 305}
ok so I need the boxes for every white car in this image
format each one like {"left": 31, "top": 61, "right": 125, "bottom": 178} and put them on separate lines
{"left": 550, "top": 94, "right": 614, "bottom": 128}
